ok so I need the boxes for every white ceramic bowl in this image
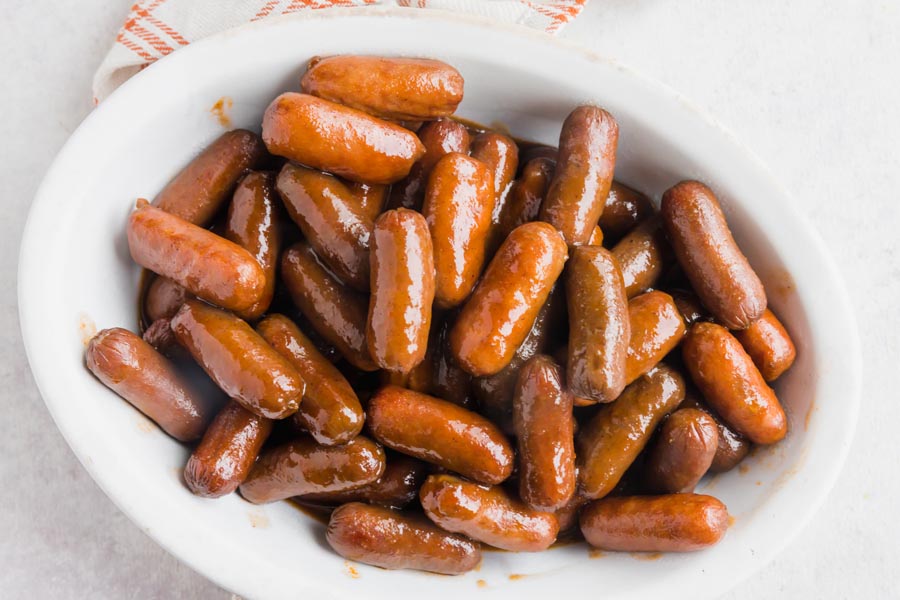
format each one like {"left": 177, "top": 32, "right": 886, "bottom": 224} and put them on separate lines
{"left": 19, "top": 8, "right": 861, "bottom": 600}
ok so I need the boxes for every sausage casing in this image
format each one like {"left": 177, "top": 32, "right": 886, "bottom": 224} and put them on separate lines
{"left": 681, "top": 391, "right": 751, "bottom": 473}
{"left": 470, "top": 132, "right": 519, "bottom": 227}
{"left": 733, "top": 308, "right": 796, "bottom": 381}
{"left": 144, "top": 276, "right": 191, "bottom": 322}
{"left": 599, "top": 181, "right": 654, "bottom": 243}
{"left": 644, "top": 408, "right": 718, "bottom": 493}
{"left": 610, "top": 218, "right": 670, "bottom": 299}
{"left": 495, "top": 156, "right": 555, "bottom": 243}
{"left": 297, "top": 454, "right": 427, "bottom": 509}
{"left": 625, "top": 291, "right": 687, "bottom": 384}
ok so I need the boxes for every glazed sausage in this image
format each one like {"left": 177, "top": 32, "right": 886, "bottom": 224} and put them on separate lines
{"left": 85, "top": 328, "right": 213, "bottom": 441}
{"left": 301, "top": 56, "right": 464, "bottom": 121}
{"left": 644, "top": 408, "right": 718, "bottom": 493}
{"left": 588, "top": 225, "right": 604, "bottom": 246}
{"left": 153, "top": 129, "right": 266, "bottom": 226}
{"left": 682, "top": 322, "right": 787, "bottom": 444}
{"left": 422, "top": 153, "right": 495, "bottom": 308}
{"left": 610, "top": 218, "right": 671, "bottom": 298}
{"left": 347, "top": 182, "right": 387, "bottom": 221}
{"left": 225, "top": 171, "right": 280, "bottom": 319}
{"left": 554, "top": 486, "right": 591, "bottom": 533}
{"left": 681, "top": 390, "right": 751, "bottom": 473}
{"left": 733, "top": 308, "right": 796, "bottom": 381}
{"left": 262, "top": 93, "right": 424, "bottom": 184}
{"left": 420, "top": 474, "right": 559, "bottom": 552}
{"left": 367, "top": 208, "right": 435, "bottom": 372}
{"left": 144, "top": 276, "right": 191, "bottom": 322}
{"left": 256, "top": 314, "right": 364, "bottom": 445}
{"left": 670, "top": 288, "right": 708, "bottom": 327}
{"left": 599, "top": 181, "right": 654, "bottom": 243}
{"left": 127, "top": 202, "right": 265, "bottom": 313}
{"left": 280, "top": 241, "right": 377, "bottom": 371}
{"left": 661, "top": 181, "right": 767, "bottom": 329}
{"left": 470, "top": 132, "right": 519, "bottom": 225}
{"left": 495, "top": 156, "right": 555, "bottom": 244}
{"left": 170, "top": 300, "right": 305, "bottom": 419}
{"left": 513, "top": 355, "right": 576, "bottom": 512}
{"left": 326, "top": 503, "right": 481, "bottom": 575}
{"left": 389, "top": 118, "right": 471, "bottom": 210}
{"left": 566, "top": 246, "right": 630, "bottom": 403}
{"left": 296, "top": 455, "right": 427, "bottom": 509}
{"left": 183, "top": 401, "right": 273, "bottom": 498}
{"left": 141, "top": 317, "right": 181, "bottom": 357}
{"left": 239, "top": 436, "right": 385, "bottom": 504}
{"left": 367, "top": 386, "right": 514, "bottom": 484}
{"left": 450, "top": 222, "right": 568, "bottom": 376}
{"left": 540, "top": 106, "right": 618, "bottom": 246}
{"left": 625, "top": 291, "right": 687, "bottom": 385}
{"left": 580, "top": 494, "right": 729, "bottom": 552}
{"left": 577, "top": 364, "right": 685, "bottom": 499}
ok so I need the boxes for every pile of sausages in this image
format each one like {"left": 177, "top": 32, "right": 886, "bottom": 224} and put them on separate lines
{"left": 84, "top": 55, "right": 797, "bottom": 575}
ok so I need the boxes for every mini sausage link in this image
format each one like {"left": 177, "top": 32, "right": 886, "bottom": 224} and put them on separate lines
{"left": 225, "top": 171, "right": 281, "bottom": 320}
{"left": 554, "top": 486, "right": 591, "bottom": 533}
{"left": 127, "top": 202, "right": 265, "bottom": 313}
{"left": 420, "top": 474, "right": 559, "bottom": 552}
{"left": 347, "top": 182, "right": 387, "bottom": 221}
{"left": 644, "top": 408, "right": 718, "bottom": 493}
{"left": 367, "top": 386, "right": 514, "bottom": 484}
{"left": 153, "top": 129, "right": 266, "bottom": 226}
{"left": 422, "top": 153, "right": 495, "bottom": 308}
{"left": 170, "top": 300, "right": 305, "bottom": 419}
{"left": 301, "top": 56, "right": 464, "bottom": 121}
{"left": 296, "top": 454, "right": 428, "bottom": 509}
{"left": 610, "top": 218, "right": 671, "bottom": 298}
{"left": 85, "top": 328, "right": 214, "bottom": 441}
{"left": 276, "top": 164, "right": 373, "bottom": 291}
{"left": 494, "top": 156, "right": 555, "bottom": 244}
{"left": 239, "top": 436, "right": 386, "bottom": 504}
{"left": 540, "top": 106, "right": 618, "bottom": 246}
{"left": 256, "top": 314, "right": 364, "bottom": 445}
{"left": 682, "top": 322, "right": 787, "bottom": 445}
{"left": 580, "top": 494, "right": 729, "bottom": 552}
{"left": 625, "top": 291, "right": 687, "bottom": 385}
{"left": 183, "top": 401, "right": 273, "bottom": 498}
{"left": 367, "top": 208, "right": 435, "bottom": 372}
{"left": 326, "top": 503, "right": 482, "bottom": 575}
{"left": 588, "top": 225, "right": 604, "bottom": 246}
{"left": 280, "top": 241, "right": 377, "bottom": 371}
{"left": 450, "top": 221, "right": 568, "bottom": 376}
{"left": 577, "top": 364, "right": 685, "bottom": 499}
{"left": 389, "top": 118, "right": 472, "bottom": 211}
{"left": 681, "top": 390, "right": 752, "bottom": 473}
{"left": 661, "top": 181, "right": 767, "bottom": 329}
{"left": 470, "top": 132, "right": 519, "bottom": 227}
{"left": 598, "top": 181, "right": 654, "bottom": 243}
{"left": 144, "top": 276, "right": 191, "bottom": 322}
{"left": 262, "top": 93, "right": 425, "bottom": 184}
{"left": 733, "top": 308, "right": 797, "bottom": 381}
{"left": 141, "top": 317, "right": 181, "bottom": 357}
{"left": 513, "top": 355, "right": 576, "bottom": 512}
{"left": 566, "top": 246, "right": 630, "bottom": 403}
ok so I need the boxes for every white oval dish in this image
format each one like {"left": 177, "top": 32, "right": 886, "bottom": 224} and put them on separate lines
{"left": 18, "top": 7, "right": 860, "bottom": 600}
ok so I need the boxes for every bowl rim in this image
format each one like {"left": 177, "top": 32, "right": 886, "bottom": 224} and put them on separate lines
{"left": 18, "top": 6, "right": 862, "bottom": 599}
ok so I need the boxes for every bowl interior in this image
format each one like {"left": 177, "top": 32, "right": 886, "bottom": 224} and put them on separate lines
{"left": 19, "top": 9, "right": 859, "bottom": 600}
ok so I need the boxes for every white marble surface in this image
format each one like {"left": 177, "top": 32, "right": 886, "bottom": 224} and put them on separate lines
{"left": 2, "top": 1, "right": 897, "bottom": 597}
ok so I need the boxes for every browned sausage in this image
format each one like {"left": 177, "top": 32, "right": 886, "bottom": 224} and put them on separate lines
{"left": 420, "top": 474, "right": 559, "bottom": 552}
{"left": 153, "top": 129, "right": 266, "bottom": 226}
{"left": 644, "top": 408, "right": 718, "bottom": 493}
{"left": 733, "top": 308, "right": 796, "bottom": 381}
{"left": 681, "top": 390, "right": 751, "bottom": 473}
{"left": 183, "top": 401, "right": 273, "bottom": 498}
{"left": 85, "top": 328, "right": 213, "bottom": 441}
{"left": 225, "top": 171, "right": 280, "bottom": 319}
{"left": 682, "top": 322, "right": 787, "bottom": 444}
{"left": 301, "top": 56, "right": 464, "bottom": 121}
{"left": 540, "top": 106, "right": 618, "bottom": 246}
{"left": 599, "top": 181, "right": 654, "bottom": 243}
{"left": 577, "top": 364, "right": 685, "bottom": 499}
{"left": 296, "top": 454, "right": 427, "bottom": 509}
{"left": 347, "top": 182, "right": 387, "bottom": 221}
{"left": 144, "top": 276, "right": 191, "bottom": 322}
{"left": 661, "top": 181, "right": 767, "bottom": 329}
{"left": 367, "top": 208, "right": 435, "bottom": 372}
{"left": 450, "top": 222, "right": 568, "bottom": 376}
{"left": 280, "top": 241, "right": 377, "bottom": 371}
{"left": 513, "top": 355, "right": 576, "bottom": 511}
{"left": 554, "top": 486, "right": 591, "bottom": 533}
{"left": 326, "top": 503, "right": 481, "bottom": 575}
{"left": 625, "top": 291, "right": 686, "bottom": 384}
{"left": 170, "top": 300, "right": 305, "bottom": 419}
{"left": 580, "top": 494, "right": 729, "bottom": 552}
{"left": 276, "top": 164, "right": 373, "bottom": 291}
{"left": 239, "top": 436, "right": 385, "bottom": 504}
{"left": 494, "top": 156, "right": 555, "bottom": 244}
{"left": 422, "top": 153, "right": 495, "bottom": 308}
{"left": 470, "top": 132, "right": 519, "bottom": 225}
{"left": 262, "top": 93, "right": 425, "bottom": 184}
{"left": 610, "top": 218, "right": 671, "bottom": 298}
{"left": 588, "top": 225, "right": 604, "bottom": 246}
{"left": 256, "top": 314, "right": 364, "bottom": 445}
{"left": 566, "top": 246, "right": 630, "bottom": 403}
{"left": 141, "top": 317, "right": 181, "bottom": 357}
{"left": 127, "top": 202, "right": 265, "bottom": 313}
{"left": 388, "top": 118, "right": 471, "bottom": 210}
{"left": 367, "top": 386, "right": 514, "bottom": 484}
